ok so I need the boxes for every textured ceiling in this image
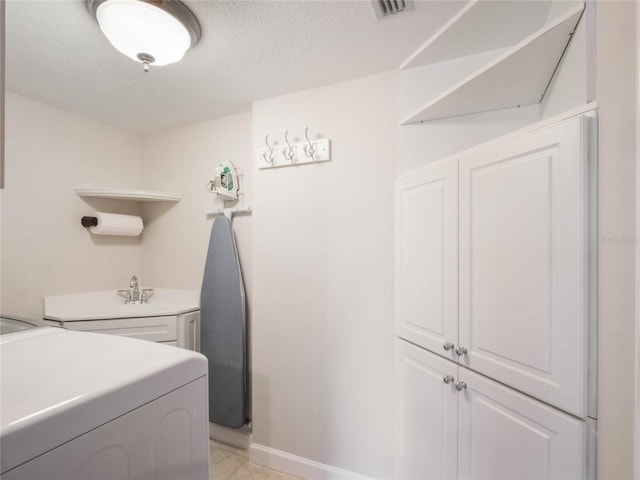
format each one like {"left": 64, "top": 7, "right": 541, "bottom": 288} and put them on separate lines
{"left": 6, "top": 0, "right": 465, "bottom": 133}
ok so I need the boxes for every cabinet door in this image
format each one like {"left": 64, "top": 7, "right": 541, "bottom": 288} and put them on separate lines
{"left": 458, "top": 117, "right": 588, "bottom": 417}
{"left": 395, "top": 158, "right": 458, "bottom": 359}
{"left": 457, "top": 368, "right": 586, "bottom": 480}
{"left": 177, "top": 311, "right": 201, "bottom": 352}
{"left": 394, "top": 338, "right": 458, "bottom": 480}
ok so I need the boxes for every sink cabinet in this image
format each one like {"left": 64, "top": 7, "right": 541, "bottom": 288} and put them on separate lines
{"left": 43, "top": 289, "right": 201, "bottom": 352}
{"left": 47, "top": 311, "right": 201, "bottom": 352}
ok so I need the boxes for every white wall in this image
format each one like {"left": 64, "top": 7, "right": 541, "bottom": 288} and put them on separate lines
{"left": 398, "top": 104, "right": 541, "bottom": 174}
{"left": 636, "top": 1, "right": 640, "bottom": 475}
{"left": 594, "top": 2, "right": 637, "bottom": 478}
{"left": 140, "top": 112, "right": 254, "bottom": 440}
{"left": 1, "top": 93, "right": 252, "bottom": 320}
{"left": 1, "top": 93, "right": 143, "bottom": 319}
{"left": 140, "top": 112, "right": 252, "bottom": 293}
{"left": 140, "top": 113, "right": 254, "bottom": 446}
{"left": 251, "top": 72, "right": 397, "bottom": 478}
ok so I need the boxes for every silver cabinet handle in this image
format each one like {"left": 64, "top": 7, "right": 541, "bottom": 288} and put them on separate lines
{"left": 455, "top": 381, "right": 467, "bottom": 392}
{"left": 442, "top": 375, "right": 454, "bottom": 384}
{"left": 456, "top": 346, "right": 468, "bottom": 356}
{"left": 443, "top": 341, "right": 455, "bottom": 351}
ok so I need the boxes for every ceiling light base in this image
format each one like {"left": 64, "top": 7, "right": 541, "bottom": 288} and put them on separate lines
{"left": 137, "top": 53, "right": 155, "bottom": 72}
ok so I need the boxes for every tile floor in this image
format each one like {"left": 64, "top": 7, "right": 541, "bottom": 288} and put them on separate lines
{"left": 209, "top": 441, "right": 300, "bottom": 480}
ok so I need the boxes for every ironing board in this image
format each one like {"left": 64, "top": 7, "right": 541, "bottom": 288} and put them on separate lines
{"left": 201, "top": 216, "right": 246, "bottom": 428}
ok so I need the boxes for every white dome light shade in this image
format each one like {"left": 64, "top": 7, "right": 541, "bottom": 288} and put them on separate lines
{"left": 95, "top": 0, "right": 197, "bottom": 67}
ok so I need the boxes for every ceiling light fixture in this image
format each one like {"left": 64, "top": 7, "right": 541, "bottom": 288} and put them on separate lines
{"left": 86, "top": 0, "right": 201, "bottom": 72}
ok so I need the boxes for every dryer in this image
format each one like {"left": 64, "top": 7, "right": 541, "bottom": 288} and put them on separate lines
{"left": 0, "top": 316, "right": 209, "bottom": 479}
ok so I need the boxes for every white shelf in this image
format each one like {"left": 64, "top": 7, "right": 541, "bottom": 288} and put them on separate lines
{"left": 76, "top": 188, "right": 182, "bottom": 202}
{"left": 401, "top": 0, "right": 555, "bottom": 70}
{"left": 401, "top": 5, "right": 583, "bottom": 125}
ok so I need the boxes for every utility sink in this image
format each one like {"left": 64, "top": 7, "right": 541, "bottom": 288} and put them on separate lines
{"left": 44, "top": 289, "right": 200, "bottom": 321}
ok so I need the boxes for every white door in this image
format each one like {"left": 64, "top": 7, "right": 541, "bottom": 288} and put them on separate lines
{"left": 395, "top": 158, "right": 458, "bottom": 360}
{"left": 394, "top": 338, "right": 458, "bottom": 480}
{"left": 458, "top": 116, "right": 589, "bottom": 417}
{"left": 457, "top": 368, "right": 586, "bottom": 480}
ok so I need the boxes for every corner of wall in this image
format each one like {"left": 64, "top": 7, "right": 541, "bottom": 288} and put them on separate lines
{"left": 2, "top": 93, "right": 145, "bottom": 318}
{"left": 138, "top": 112, "right": 253, "bottom": 291}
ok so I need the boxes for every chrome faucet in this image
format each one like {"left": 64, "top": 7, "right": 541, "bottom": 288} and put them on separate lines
{"left": 118, "top": 275, "right": 153, "bottom": 304}
{"left": 130, "top": 275, "right": 140, "bottom": 303}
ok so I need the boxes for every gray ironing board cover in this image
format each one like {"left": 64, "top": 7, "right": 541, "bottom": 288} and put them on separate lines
{"left": 201, "top": 216, "right": 246, "bottom": 428}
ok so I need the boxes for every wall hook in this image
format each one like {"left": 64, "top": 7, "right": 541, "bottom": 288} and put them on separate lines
{"left": 262, "top": 134, "right": 275, "bottom": 164}
{"left": 303, "top": 126, "right": 316, "bottom": 159}
{"left": 282, "top": 130, "right": 295, "bottom": 162}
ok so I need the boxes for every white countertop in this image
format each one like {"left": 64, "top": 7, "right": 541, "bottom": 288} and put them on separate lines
{"left": 43, "top": 289, "right": 200, "bottom": 321}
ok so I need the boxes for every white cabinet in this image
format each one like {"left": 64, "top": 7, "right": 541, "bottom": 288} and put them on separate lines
{"left": 459, "top": 116, "right": 589, "bottom": 417}
{"left": 458, "top": 367, "right": 586, "bottom": 480}
{"left": 395, "top": 339, "right": 586, "bottom": 480}
{"left": 395, "top": 115, "right": 590, "bottom": 417}
{"left": 53, "top": 311, "right": 201, "bottom": 352}
{"left": 395, "top": 113, "right": 593, "bottom": 479}
{"left": 60, "top": 315, "right": 178, "bottom": 343}
{"left": 395, "top": 338, "right": 458, "bottom": 479}
{"left": 177, "top": 310, "right": 201, "bottom": 352}
{"left": 395, "top": 159, "right": 458, "bottom": 361}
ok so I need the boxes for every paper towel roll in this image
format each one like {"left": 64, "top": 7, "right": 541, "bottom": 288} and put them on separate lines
{"left": 88, "top": 212, "right": 143, "bottom": 236}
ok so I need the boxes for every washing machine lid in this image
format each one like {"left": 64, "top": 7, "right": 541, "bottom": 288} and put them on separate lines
{"left": 0, "top": 315, "right": 51, "bottom": 335}
{"left": 0, "top": 328, "right": 207, "bottom": 474}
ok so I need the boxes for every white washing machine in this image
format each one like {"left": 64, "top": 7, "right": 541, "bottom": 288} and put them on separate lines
{"left": 0, "top": 316, "right": 209, "bottom": 480}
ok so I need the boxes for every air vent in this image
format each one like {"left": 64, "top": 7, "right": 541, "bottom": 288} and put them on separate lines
{"left": 371, "top": 0, "right": 414, "bottom": 19}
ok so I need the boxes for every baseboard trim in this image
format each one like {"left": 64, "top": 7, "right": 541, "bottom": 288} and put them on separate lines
{"left": 209, "top": 422, "right": 252, "bottom": 450}
{"left": 249, "top": 443, "right": 372, "bottom": 480}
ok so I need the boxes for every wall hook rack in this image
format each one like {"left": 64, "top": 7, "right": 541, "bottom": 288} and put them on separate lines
{"left": 257, "top": 127, "right": 331, "bottom": 169}
{"left": 262, "top": 134, "right": 275, "bottom": 164}
{"left": 303, "top": 126, "right": 316, "bottom": 158}
{"left": 282, "top": 130, "right": 295, "bottom": 162}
